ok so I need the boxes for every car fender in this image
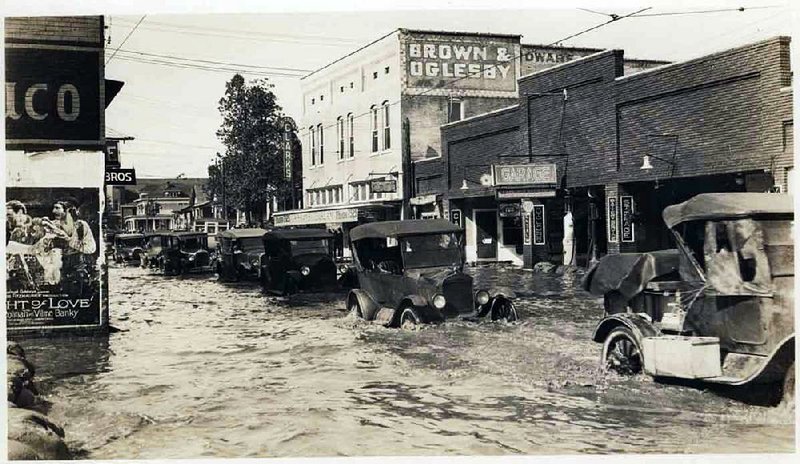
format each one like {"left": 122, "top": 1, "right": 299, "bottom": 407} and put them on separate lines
{"left": 487, "top": 286, "right": 516, "bottom": 300}
{"left": 348, "top": 289, "right": 380, "bottom": 321}
{"left": 398, "top": 296, "right": 443, "bottom": 324}
{"left": 592, "top": 313, "right": 660, "bottom": 346}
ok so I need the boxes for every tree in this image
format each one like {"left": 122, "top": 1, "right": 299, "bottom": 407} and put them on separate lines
{"left": 207, "top": 74, "right": 292, "bottom": 225}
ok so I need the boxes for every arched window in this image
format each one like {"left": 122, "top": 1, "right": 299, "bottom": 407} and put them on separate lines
{"left": 337, "top": 116, "right": 345, "bottom": 160}
{"left": 382, "top": 101, "right": 391, "bottom": 150}
{"left": 347, "top": 113, "right": 354, "bottom": 158}
{"left": 310, "top": 126, "right": 316, "bottom": 166}
{"left": 370, "top": 105, "right": 379, "bottom": 153}
{"left": 317, "top": 123, "right": 324, "bottom": 164}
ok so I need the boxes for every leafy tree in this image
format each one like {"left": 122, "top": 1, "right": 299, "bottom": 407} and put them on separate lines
{"left": 207, "top": 74, "right": 293, "bottom": 225}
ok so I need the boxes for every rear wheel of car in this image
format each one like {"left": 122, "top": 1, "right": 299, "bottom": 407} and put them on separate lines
{"left": 782, "top": 361, "right": 795, "bottom": 405}
{"left": 490, "top": 299, "right": 518, "bottom": 322}
{"left": 348, "top": 295, "right": 363, "bottom": 319}
{"left": 602, "top": 326, "right": 643, "bottom": 376}
{"left": 399, "top": 307, "right": 420, "bottom": 330}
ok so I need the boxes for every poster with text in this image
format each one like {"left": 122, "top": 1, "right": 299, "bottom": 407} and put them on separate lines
{"left": 6, "top": 187, "right": 103, "bottom": 329}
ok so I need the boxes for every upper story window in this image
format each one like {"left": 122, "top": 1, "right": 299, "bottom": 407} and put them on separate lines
{"left": 347, "top": 113, "right": 355, "bottom": 158}
{"left": 385, "top": 66, "right": 390, "bottom": 74}
{"left": 448, "top": 98, "right": 463, "bottom": 123}
{"left": 317, "top": 123, "right": 324, "bottom": 164}
{"left": 373, "top": 71, "right": 378, "bottom": 79}
{"left": 337, "top": 117, "right": 345, "bottom": 160}
{"left": 382, "top": 101, "right": 391, "bottom": 150}
{"left": 310, "top": 126, "right": 317, "bottom": 166}
{"left": 370, "top": 105, "right": 379, "bottom": 153}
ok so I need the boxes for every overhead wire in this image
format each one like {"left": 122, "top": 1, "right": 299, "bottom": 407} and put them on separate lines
{"left": 106, "top": 15, "right": 147, "bottom": 64}
{"left": 114, "top": 48, "right": 313, "bottom": 73}
{"left": 112, "top": 55, "right": 305, "bottom": 78}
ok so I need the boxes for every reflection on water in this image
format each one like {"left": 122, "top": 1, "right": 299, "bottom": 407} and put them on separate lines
{"left": 15, "top": 265, "right": 795, "bottom": 458}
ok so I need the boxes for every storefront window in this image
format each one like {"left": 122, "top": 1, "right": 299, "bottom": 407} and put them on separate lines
{"left": 502, "top": 216, "right": 524, "bottom": 255}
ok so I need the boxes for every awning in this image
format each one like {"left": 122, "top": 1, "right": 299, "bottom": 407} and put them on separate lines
{"left": 273, "top": 203, "right": 398, "bottom": 227}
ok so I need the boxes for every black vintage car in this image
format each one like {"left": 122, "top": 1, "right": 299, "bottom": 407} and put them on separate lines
{"left": 584, "top": 193, "right": 794, "bottom": 403}
{"left": 259, "top": 229, "right": 337, "bottom": 295}
{"left": 215, "top": 228, "right": 268, "bottom": 281}
{"left": 346, "top": 219, "right": 517, "bottom": 328}
{"left": 141, "top": 231, "right": 212, "bottom": 275}
{"left": 113, "top": 233, "right": 146, "bottom": 263}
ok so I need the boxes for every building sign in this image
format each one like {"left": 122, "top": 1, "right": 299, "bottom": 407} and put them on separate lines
{"left": 520, "top": 46, "right": 597, "bottom": 75}
{"left": 532, "top": 204, "right": 546, "bottom": 245}
{"left": 450, "top": 209, "right": 463, "bottom": 228}
{"left": 607, "top": 197, "right": 619, "bottom": 243}
{"left": 522, "top": 212, "right": 532, "bottom": 245}
{"left": 273, "top": 207, "right": 359, "bottom": 227}
{"left": 409, "top": 193, "right": 437, "bottom": 206}
{"left": 105, "top": 140, "right": 120, "bottom": 168}
{"left": 620, "top": 195, "right": 635, "bottom": 243}
{"left": 5, "top": 46, "right": 103, "bottom": 151}
{"left": 498, "top": 203, "right": 520, "bottom": 218}
{"left": 370, "top": 179, "right": 397, "bottom": 193}
{"left": 496, "top": 188, "right": 557, "bottom": 200}
{"left": 283, "top": 122, "right": 292, "bottom": 180}
{"left": 105, "top": 168, "right": 136, "bottom": 186}
{"left": 405, "top": 36, "right": 517, "bottom": 92}
{"left": 494, "top": 163, "right": 557, "bottom": 186}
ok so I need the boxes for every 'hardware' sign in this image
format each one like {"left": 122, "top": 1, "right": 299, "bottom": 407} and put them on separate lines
{"left": 494, "top": 164, "right": 557, "bottom": 186}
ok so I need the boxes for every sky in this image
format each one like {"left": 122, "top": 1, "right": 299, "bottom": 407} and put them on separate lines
{"left": 5, "top": 0, "right": 796, "bottom": 179}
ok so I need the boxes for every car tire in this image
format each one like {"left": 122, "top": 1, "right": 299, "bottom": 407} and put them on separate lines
{"left": 601, "top": 326, "right": 643, "bottom": 376}
{"left": 399, "top": 307, "right": 420, "bottom": 330}
{"left": 490, "top": 299, "right": 518, "bottom": 322}
{"left": 782, "top": 361, "right": 795, "bottom": 405}
{"left": 348, "top": 295, "right": 364, "bottom": 319}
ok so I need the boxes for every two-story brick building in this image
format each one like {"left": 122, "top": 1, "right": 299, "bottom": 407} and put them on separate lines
{"left": 435, "top": 36, "right": 793, "bottom": 267}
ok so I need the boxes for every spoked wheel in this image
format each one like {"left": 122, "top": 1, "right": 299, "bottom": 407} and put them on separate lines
{"left": 490, "top": 299, "right": 518, "bottom": 322}
{"left": 399, "top": 307, "right": 420, "bottom": 330}
{"left": 602, "top": 326, "right": 643, "bottom": 375}
{"left": 348, "top": 295, "right": 363, "bottom": 319}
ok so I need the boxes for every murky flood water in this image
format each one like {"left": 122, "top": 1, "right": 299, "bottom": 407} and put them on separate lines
{"left": 19, "top": 264, "right": 794, "bottom": 458}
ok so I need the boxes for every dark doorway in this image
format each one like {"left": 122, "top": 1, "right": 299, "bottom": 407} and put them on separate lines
{"left": 474, "top": 210, "right": 498, "bottom": 259}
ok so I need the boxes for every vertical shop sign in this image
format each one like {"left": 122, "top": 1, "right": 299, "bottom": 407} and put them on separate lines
{"left": 607, "top": 197, "right": 619, "bottom": 243}
{"left": 532, "top": 204, "right": 545, "bottom": 245}
{"left": 620, "top": 196, "right": 635, "bottom": 243}
{"left": 450, "top": 209, "right": 462, "bottom": 228}
{"left": 522, "top": 212, "right": 532, "bottom": 245}
{"left": 283, "top": 122, "right": 292, "bottom": 180}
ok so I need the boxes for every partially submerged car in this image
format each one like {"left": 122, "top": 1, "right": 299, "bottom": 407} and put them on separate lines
{"left": 215, "top": 228, "right": 267, "bottom": 281}
{"left": 584, "top": 193, "right": 794, "bottom": 401}
{"left": 113, "top": 233, "right": 146, "bottom": 263}
{"left": 347, "top": 219, "right": 517, "bottom": 328}
{"left": 142, "top": 231, "right": 212, "bottom": 275}
{"left": 260, "top": 229, "right": 337, "bottom": 295}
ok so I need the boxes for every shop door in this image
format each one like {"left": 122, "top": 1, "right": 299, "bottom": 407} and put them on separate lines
{"left": 475, "top": 210, "right": 498, "bottom": 259}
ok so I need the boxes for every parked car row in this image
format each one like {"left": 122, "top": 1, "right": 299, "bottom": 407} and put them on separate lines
{"left": 109, "top": 193, "right": 795, "bottom": 403}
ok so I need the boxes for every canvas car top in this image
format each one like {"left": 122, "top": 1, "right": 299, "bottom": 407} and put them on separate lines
{"left": 265, "top": 229, "right": 333, "bottom": 240}
{"left": 350, "top": 219, "right": 461, "bottom": 242}
{"left": 218, "top": 228, "right": 268, "bottom": 239}
{"left": 662, "top": 193, "right": 793, "bottom": 229}
{"left": 582, "top": 249, "right": 681, "bottom": 298}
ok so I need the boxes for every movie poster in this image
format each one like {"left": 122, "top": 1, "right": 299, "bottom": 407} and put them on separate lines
{"left": 6, "top": 187, "right": 103, "bottom": 329}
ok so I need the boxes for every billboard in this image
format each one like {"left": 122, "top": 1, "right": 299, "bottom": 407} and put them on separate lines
{"left": 405, "top": 35, "right": 517, "bottom": 92}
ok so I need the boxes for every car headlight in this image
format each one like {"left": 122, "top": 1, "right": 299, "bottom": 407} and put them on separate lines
{"left": 188, "top": 256, "right": 195, "bottom": 262}
{"left": 432, "top": 294, "right": 446, "bottom": 309}
{"left": 338, "top": 264, "right": 348, "bottom": 273}
{"left": 476, "top": 290, "right": 490, "bottom": 305}
{"left": 300, "top": 266, "right": 311, "bottom": 276}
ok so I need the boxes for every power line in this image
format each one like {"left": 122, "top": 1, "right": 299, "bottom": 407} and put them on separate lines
{"left": 632, "top": 5, "right": 780, "bottom": 18}
{"left": 106, "top": 15, "right": 146, "bottom": 64}
{"left": 114, "top": 48, "right": 312, "bottom": 73}
{"left": 113, "top": 55, "right": 304, "bottom": 78}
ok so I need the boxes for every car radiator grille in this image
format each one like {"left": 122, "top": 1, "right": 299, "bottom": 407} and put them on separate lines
{"left": 442, "top": 280, "right": 473, "bottom": 314}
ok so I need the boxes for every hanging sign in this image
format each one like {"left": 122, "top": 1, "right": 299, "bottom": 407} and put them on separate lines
{"left": 104, "top": 168, "right": 136, "bottom": 185}
{"left": 370, "top": 179, "right": 397, "bottom": 193}
{"left": 621, "top": 196, "right": 635, "bottom": 243}
{"left": 532, "top": 204, "right": 546, "bottom": 245}
{"left": 607, "top": 197, "right": 619, "bottom": 243}
{"left": 494, "top": 163, "right": 557, "bottom": 186}
{"left": 450, "top": 209, "right": 463, "bottom": 228}
{"left": 283, "top": 122, "right": 293, "bottom": 181}
{"left": 522, "top": 212, "right": 532, "bottom": 245}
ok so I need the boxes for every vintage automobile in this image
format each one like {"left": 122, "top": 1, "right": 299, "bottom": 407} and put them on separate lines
{"left": 583, "top": 193, "right": 794, "bottom": 402}
{"left": 215, "top": 228, "right": 268, "bottom": 281}
{"left": 113, "top": 233, "right": 146, "bottom": 263}
{"left": 259, "top": 229, "right": 337, "bottom": 295}
{"left": 346, "top": 219, "right": 517, "bottom": 328}
{"left": 141, "top": 231, "right": 213, "bottom": 275}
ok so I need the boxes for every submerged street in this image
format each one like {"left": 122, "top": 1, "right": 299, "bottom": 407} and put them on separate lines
{"left": 22, "top": 264, "right": 794, "bottom": 458}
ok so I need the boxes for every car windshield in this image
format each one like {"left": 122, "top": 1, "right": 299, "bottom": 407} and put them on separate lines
{"left": 180, "top": 237, "right": 203, "bottom": 251}
{"left": 118, "top": 237, "right": 143, "bottom": 247}
{"left": 290, "top": 239, "right": 329, "bottom": 255}
{"left": 401, "top": 233, "right": 462, "bottom": 269}
{"left": 236, "top": 237, "right": 263, "bottom": 252}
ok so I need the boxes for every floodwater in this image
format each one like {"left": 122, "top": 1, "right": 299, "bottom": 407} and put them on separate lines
{"left": 19, "top": 264, "right": 795, "bottom": 458}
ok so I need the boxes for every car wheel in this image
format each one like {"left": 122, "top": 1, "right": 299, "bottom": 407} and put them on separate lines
{"left": 782, "top": 361, "right": 795, "bottom": 405}
{"left": 399, "top": 307, "right": 420, "bottom": 330}
{"left": 348, "top": 295, "right": 364, "bottom": 319}
{"left": 490, "top": 299, "right": 518, "bottom": 322}
{"left": 602, "top": 326, "right": 643, "bottom": 376}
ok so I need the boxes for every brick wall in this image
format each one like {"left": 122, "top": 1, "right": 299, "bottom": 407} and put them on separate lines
{"left": 5, "top": 16, "right": 103, "bottom": 45}
{"left": 413, "top": 158, "right": 445, "bottom": 196}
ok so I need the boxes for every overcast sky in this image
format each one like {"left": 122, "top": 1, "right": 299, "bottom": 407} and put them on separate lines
{"left": 5, "top": 0, "right": 795, "bottom": 178}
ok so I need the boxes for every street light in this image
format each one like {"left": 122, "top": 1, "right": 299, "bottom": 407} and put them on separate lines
{"left": 640, "top": 154, "right": 676, "bottom": 170}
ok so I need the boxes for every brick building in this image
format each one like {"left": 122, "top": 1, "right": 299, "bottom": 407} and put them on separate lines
{"left": 435, "top": 36, "right": 793, "bottom": 267}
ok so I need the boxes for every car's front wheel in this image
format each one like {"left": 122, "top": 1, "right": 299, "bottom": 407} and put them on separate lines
{"left": 399, "top": 307, "right": 420, "bottom": 330}
{"left": 602, "top": 326, "right": 643, "bottom": 376}
{"left": 348, "top": 295, "right": 364, "bottom": 319}
{"left": 490, "top": 298, "right": 518, "bottom": 322}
